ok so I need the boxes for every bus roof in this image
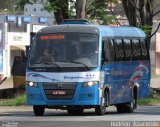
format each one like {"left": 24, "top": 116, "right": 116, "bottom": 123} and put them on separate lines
{"left": 98, "top": 25, "right": 146, "bottom": 38}
{"left": 37, "top": 25, "right": 146, "bottom": 38}
{"left": 60, "top": 19, "right": 90, "bottom": 25}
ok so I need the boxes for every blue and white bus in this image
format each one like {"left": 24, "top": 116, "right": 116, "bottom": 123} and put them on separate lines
{"left": 26, "top": 25, "right": 150, "bottom": 116}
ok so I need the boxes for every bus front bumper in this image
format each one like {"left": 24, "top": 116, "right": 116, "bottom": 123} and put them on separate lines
{"left": 26, "top": 83, "right": 100, "bottom": 106}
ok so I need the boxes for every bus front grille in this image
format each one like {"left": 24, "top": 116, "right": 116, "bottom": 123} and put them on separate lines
{"left": 43, "top": 82, "right": 77, "bottom": 100}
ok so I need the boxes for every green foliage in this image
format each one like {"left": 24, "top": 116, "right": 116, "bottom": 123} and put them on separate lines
{"left": 0, "top": 94, "right": 26, "bottom": 106}
{"left": 43, "top": 0, "right": 68, "bottom": 13}
{"left": 16, "top": 0, "right": 31, "bottom": 11}
{"left": 138, "top": 88, "right": 160, "bottom": 105}
{"left": 137, "top": 97, "right": 160, "bottom": 105}
{"left": 68, "top": 1, "right": 76, "bottom": 18}
{"left": 87, "top": 0, "right": 117, "bottom": 25}
{"left": 140, "top": 25, "right": 152, "bottom": 37}
{"left": 0, "top": 0, "right": 20, "bottom": 14}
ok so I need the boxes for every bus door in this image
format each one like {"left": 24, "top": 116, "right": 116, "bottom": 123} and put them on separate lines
{"left": 102, "top": 39, "right": 124, "bottom": 104}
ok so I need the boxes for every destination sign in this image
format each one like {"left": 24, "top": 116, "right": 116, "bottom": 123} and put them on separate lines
{"left": 40, "top": 35, "right": 64, "bottom": 40}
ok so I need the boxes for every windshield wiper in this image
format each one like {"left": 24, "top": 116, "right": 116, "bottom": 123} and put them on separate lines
{"left": 59, "top": 61, "right": 89, "bottom": 68}
{"left": 70, "top": 61, "right": 89, "bottom": 68}
{"left": 41, "top": 62, "right": 63, "bottom": 70}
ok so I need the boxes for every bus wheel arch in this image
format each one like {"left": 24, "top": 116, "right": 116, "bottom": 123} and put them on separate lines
{"left": 133, "top": 84, "right": 138, "bottom": 108}
{"left": 104, "top": 87, "right": 110, "bottom": 106}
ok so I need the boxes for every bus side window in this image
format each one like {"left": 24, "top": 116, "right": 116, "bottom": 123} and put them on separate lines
{"left": 103, "top": 39, "right": 115, "bottom": 63}
{"left": 132, "top": 39, "right": 141, "bottom": 60}
{"left": 123, "top": 39, "right": 133, "bottom": 61}
{"left": 110, "top": 40, "right": 116, "bottom": 61}
{"left": 140, "top": 39, "right": 149, "bottom": 60}
{"left": 114, "top": 39, "right": 124, "bottom": 61}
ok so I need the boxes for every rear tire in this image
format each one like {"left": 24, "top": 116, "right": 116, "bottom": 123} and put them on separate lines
{"left": 33, "top": 105, "right": 45, "bottom": 116}
{"left": 116, "top": 91, "right": 136, "bottom": 113}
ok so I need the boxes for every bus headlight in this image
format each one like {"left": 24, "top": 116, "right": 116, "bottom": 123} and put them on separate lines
{"left": 83, "top": 81, "right": 98, "bottom": 87}
{"left": 26, "top": 81, "right": 38, "bottom": 87}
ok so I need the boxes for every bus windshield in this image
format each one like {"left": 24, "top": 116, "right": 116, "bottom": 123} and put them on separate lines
{"left": 29, "top": 33, "right": 99, "bottom": 69}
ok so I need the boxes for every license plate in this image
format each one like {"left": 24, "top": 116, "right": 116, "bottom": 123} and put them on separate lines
{"left": 52, "top": 90, "right": 66, "bottom": 95}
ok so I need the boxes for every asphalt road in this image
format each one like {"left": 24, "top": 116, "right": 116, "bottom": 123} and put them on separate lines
{"left": 0, "top": 106, "right": 160, "bottom": 127}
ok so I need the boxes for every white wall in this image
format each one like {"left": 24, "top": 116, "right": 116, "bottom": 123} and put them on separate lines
{"left": 8, "top": 24, "right": 30, "bottom": 46}
{"left": 5, "top": 24, "right": 30, "bottom": 77}
{"left": 24, "top": 3, "right": 55, "bottom": 18}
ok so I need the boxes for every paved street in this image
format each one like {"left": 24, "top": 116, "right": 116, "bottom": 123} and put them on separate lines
{"left": 0, "top": 105, "right": 160, "bottom": 121}
{"left": 0, "top": 105, "right": 160, "bottom": 127}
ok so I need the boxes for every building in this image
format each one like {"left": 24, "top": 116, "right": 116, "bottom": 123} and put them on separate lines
{"left": 153, "top": 22, "right": 160, "bottom": 74}
{"left": 0, "top": 4, "right": 56, "bottom": 78}
{"left": 24, "top": 3, "right": 56, "bottom": 24}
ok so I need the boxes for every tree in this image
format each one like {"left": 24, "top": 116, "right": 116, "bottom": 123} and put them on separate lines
{"left": 44, "top": 0, "right": 69, "bottom": 24}
{"left": 0, "top": 0, "right": 18, "bottom": 14}
{"left": 76, "top": 0, "right": 87, "bottom": 19}
{"left": 16, "top": 0, "right": 31, "bottom": 11}
{"left": 87, "top": 0, "right": 117, "bottom": 25}
{"left": 122, "top": 0, "right": 160, "bottom": 47}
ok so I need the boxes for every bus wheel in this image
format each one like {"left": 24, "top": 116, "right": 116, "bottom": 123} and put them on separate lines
{"left": 125, "top": 92, "right": 137, "bottom": 113}
{"left": 116, "top": 94, "right": 136, "bottom": 113}
{"left": 95, "top": 95, "right": 107, "bottom": 115}
{"left": 125, "top": 101, "right": 135, "bottom": 113}
{"left": 67, "top": 107, "right": 84, "bottom": 115}
{"left": 33, "top": 105, "right": 45, "bottom": 116}
{"left": 116, "top": 102, "right": 135, "bottom": 113}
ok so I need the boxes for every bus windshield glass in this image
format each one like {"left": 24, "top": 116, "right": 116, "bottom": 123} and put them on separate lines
{"left": 29, "top": 33, "right": 99, "bottom": 69}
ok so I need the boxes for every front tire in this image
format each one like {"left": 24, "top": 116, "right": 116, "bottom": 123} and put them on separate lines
{"left": 95, "top": 94, "right": 108, "bottom": 115}
{"left": 33, "top": 105, "right": 45, "bottom": 116}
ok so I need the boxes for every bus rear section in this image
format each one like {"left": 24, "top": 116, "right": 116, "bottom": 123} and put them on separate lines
{"left": 101, "top": 26, "right": 150, "bottom": 113}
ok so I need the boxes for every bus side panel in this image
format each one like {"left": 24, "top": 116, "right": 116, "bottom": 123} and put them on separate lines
{"left": 137, "top": 61, "right": 150, "bottom": 98}
{"left": 102, "top": 62, "right": 123, "bottom": 104}
{"left": 103, "top": 60, "right": 150, "bottom": 105}
{"left": 120, "top": 60, "right": 150, "bottom": 102}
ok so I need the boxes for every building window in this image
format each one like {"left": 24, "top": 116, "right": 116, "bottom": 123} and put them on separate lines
{"left": 7, "top": 23, "right": 27, "bottom": 32}
{"left": 25, "top": 8, "right": 28, "bottom": 12}
{"left": 34, "top": 8, "right": 36, "bottom": 12}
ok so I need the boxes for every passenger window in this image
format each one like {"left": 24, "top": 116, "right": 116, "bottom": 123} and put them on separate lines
{"left": 114, "top": 39, "right": 124, "bottom": 61}
{"left": 103, "top": 39, "right": 116, "bottom": 62}
{"left": 140, "top": 39, "right": 149, "bottom": 60}
{"left": 132, "top": 39, "right": 141, "bottom": 60}
{"left": 123, "top": 39, "right": 133, "bottom": 61}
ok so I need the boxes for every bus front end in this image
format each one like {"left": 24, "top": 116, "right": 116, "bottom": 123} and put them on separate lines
{"left": 26, "top": 26, "right": 104, "bottom": 116}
